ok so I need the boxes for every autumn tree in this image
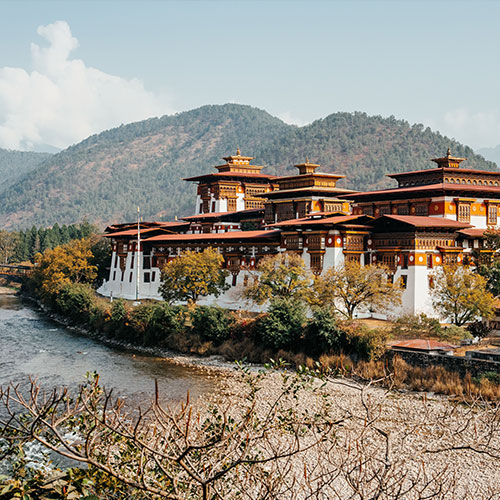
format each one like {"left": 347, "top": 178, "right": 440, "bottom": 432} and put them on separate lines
{"left": 311, "top": 260, "right": 402, "bottom": 319}
{"left": 31, "top": 238, "right": 97, "bottom": 297}
{"left": 159, "top": 248, "right": 229, "bottom": 304}
{"left": 243, "top": 252, "right": 310, "bottom": 305}
{"left": 430, "top": 264, "right": 495, "bottom": 326}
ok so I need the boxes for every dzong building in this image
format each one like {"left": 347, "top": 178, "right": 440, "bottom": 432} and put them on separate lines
{"left": 98, "top": 148, "right": 500, "bottom": 318}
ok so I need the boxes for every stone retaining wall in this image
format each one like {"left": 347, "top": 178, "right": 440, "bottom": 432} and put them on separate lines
{"left": 387, "top": 349, "right": 500, "bottom": 378}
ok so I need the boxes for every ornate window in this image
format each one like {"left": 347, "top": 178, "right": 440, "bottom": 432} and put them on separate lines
{"left": 414, "top": 203, "right": 429, "bottom": 216}
{"left": 264, "top": 204, "right": 274, "bottom": 224}
{"left": 345, "top": 235, "right": 364, "bottom": 250}
{"left": 457, "top": 203, "right": 471, "bottom": 223}
{"left": 245, "top": 199, "right": 264, "bottom": 210}
{"left": 286, "top": 234, "right": 301, "bottom": 250}
{"left": 345, "top": 253, "right": 361, "bottom": 263}
{"left": 227, "top": 198, "right": 237, "bottom": 211}
{"left": 324, "top": 202, "right": 343, "bottom": 213}
{"left": 381, "top": 253, "right": 397, "bottom": 271}
{"left": 276, "top": 203, "right": 295, "bottom": 222}
{"left": 308, "top": 234, "right": 325, "bottom": 250}
{"left": 488, "top": 204, "right": 498, "bottom": 225}
{"left": 310, "top": 253, "right": 324, "bottom": 273}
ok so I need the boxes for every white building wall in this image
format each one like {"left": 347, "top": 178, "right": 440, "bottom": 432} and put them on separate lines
{"left": 195, "top": 195, "right": 202, "bottom": 215}
{"left": 236, "top": 192, "right": 245, "bottom": 211}
{"left": 214, "top": 196, "right": 227, "bottom": 213}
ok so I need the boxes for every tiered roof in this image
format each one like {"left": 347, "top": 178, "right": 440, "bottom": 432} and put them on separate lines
{"left": 183, "top": 149, "right": 277, "bottom": 183}
{"left": 258, "top": 159, "right": 354, "bottom": 201}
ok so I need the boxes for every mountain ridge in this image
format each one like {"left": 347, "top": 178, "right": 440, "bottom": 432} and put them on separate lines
{"left": 0, "top": 148, "right": 52, "bottom": 195}
{"left": 0, "top": 104, "right": 496, "bottom": 230}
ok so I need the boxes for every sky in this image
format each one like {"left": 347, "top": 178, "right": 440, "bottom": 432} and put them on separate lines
{"left": 0, "top": 0, "right": 499, "bottom": 152}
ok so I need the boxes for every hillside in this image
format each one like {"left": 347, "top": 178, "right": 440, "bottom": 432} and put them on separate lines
{"left": 0, "top": 148, "right": 52, "bottom": 195}
{"left": 0, "top": 104, "right": 496, "bottom": 229}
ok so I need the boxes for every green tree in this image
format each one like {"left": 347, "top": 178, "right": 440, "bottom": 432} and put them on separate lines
{"left": 159, "top": 248, "right": 229, "bottom": 304}
{"left": 258, "top": 298, "right": 306, "bottom": 350}
{"left": 311, "top": 261, "right": 402, "bottom": 319}
{"left": 244, "top": 253, "right": 309, "bottom": 305}
{"left": 476, "top": 228, "right": 500, "bottom": 296}
{"left": 430, "top": 265, "right": 495, "bottom": 326}
{"left": 190, "top": 306, "right": 233, "bottom": 343}
{"left": 0, "top": 230, "right": 19, "bottom": 264}
{"left": 303, "top": 308, "right": 346, "bottom": 356}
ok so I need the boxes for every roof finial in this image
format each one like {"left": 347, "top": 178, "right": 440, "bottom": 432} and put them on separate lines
{"left": 447, "top": 147, "right": 451, "bottom": 157}
{"left": 305, "top": 156, "right": 309, "bottom": 163}
{"left": 236, "top": 147, "right": 241, "bottom": 156}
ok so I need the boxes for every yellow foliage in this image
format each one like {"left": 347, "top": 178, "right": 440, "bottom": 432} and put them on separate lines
{"left": 243, "top": 252, "right": 310, "bottom": 305}
{"left": 159, "top": 248, "right": 229, "bottom": 303}
{"left": 32, "top": 239, "right": 97, "bottom": 297}
{"left": 310, "top": 261, "right": 402, "bottom": 319}
{"left": 429, "top": 264, "right": 495, "bottom": 326}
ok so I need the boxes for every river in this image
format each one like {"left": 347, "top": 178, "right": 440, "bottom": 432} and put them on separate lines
{"left": 0, "top": 293, "right": 221, "bottom": 405}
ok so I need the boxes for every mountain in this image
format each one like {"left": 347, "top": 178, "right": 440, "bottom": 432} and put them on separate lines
{"left": 477, "top": 145, "right": 500, "bottom": 166}
{"left": 0, "top": 104, "right": 497, "bottom": 230}
{"left": 0, "top": 148, "right": 52, "bottom": 195}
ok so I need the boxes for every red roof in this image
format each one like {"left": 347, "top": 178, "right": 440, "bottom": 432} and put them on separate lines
{"left": 269, "top": 214, "right": 369, "bottom": 228}
{"left": 144, "top": 230, "right": 281, "bottom": 243}
{"left": 388, "top": 167, "right": 500, "bottom": 178}
{"left": 351, "top": 183, "right": 500, "bottom": 200}
{"left": 183, "top": 172, "right": 277, "bottom": 181}
{"left": 458, "top": 228, "right": 486, "bottom": 238}
{"left": 182, "top": 209, "right": 262, "bottom": 221}
{"left": 104, "top": 223, "right": 189, "bottom": 237}
{"left": 375, "top": 215, "right": 472, "bottom": 228}
{"left": 391, "top": 339, "right": 456, "bottom": 351}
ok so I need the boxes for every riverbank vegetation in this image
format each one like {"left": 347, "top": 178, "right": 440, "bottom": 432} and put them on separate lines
{"left": 19, "top": 237, "right": 500, "bottom": 403}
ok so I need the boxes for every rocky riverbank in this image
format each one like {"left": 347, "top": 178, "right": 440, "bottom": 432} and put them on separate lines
{"left": 207, "top": 368, "right": 500, "bottom": 499}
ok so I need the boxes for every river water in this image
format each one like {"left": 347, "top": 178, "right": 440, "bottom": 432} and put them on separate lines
{"left": 0, "top": 293, "right": 221, "bottom": 406}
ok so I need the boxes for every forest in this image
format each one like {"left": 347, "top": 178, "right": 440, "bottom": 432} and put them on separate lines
{"left": 0, "top": 147, "right": 51, "bottom": 195}
{"left": 0, "top": 104, "right": 496, "bottom": 229}
{"left": 0, "top": 220, "right": 97, "bottom": 264}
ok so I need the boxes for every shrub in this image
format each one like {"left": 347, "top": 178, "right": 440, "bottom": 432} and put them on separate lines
{"left": 55, "top": 283, "right": 96, "bottom": 321}
{"left": 478, "top": 371, "right": 500, "bottom": 385}
{"left": 107, "top": 299, "right": 130, "bottom": 339}
{"left": 438, "top": 325, "right": 470, "bottom": 342}
{"left": 340, "top": 321, "right": 389, "bottom": 360}
{"left": 190, "top": 306, "right": 233, "bottom": 344}
{"left": 111, "top": 299, "right": 127, "bottom": 324}
{"left": 390, "top": 313, "right": 442, "bottom": 338}
{"left": 467, "top": 321, "right": 493, "bottom": 339}
{"left": 304, "top": 308, "right": 346, "bottom": 356}
{"left": 129, "top": 303, "right": 157, "bottom": 341}
{"left": 145, "top": 303, "right": 184, "bottom": 346}
{"left": 257, "top": 298, "right": 306, "bottom": 351}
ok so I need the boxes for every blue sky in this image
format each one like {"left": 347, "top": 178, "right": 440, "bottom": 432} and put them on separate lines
{"left": 0, "top": 0, "right": 499, "bottom": 151}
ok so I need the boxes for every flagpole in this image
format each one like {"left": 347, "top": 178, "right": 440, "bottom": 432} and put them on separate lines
{"left": 136, "top": 206, "right": 141, "bottom": 302}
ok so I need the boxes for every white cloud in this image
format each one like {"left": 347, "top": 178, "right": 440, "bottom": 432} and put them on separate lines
{"left": 0, "top": 21, "right": 173, "bottom": 151}
{"left": 427, "top": 108, "right": 500, "bottom": 149}
{"left": 276, "top": 111, "right": 309, "bottom": 127}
